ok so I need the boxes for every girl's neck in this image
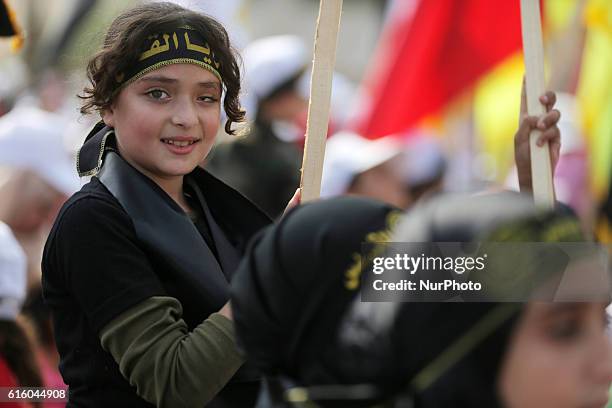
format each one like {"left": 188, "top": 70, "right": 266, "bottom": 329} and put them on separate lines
{"left": 150, "top": 175, "right": 193, "bottom": 214}
{"left": 155, "top": 176, "right": 183, "bottom": 201}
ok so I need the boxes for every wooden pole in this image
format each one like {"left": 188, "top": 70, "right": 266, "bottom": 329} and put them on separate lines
{"left": 520, "top": 0, "right": 555, "bottom": 208}
{"left": 300, "top": 0, "right": 343, "bottom": 202}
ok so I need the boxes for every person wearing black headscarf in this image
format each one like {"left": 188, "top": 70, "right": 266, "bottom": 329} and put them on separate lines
{"left": 232, "top": 192, "right": 611, "bottom": 407}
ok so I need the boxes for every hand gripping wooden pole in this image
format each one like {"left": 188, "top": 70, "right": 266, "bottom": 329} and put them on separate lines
{"left": 300, "top": 0, "right": 343, "bottom": 202}
{"left": 520, "top": 0, "right": 555, "bottom": 208}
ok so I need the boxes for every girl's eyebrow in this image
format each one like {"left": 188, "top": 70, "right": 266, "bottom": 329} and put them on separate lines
{"left": 198, "top": 82, "right": 221, "bottom": 90}
{"left": 541, "top": 302, "right": 586, "bottom": 317}
{"left": 139, "top": 75, "right": 177, "bottom": 84}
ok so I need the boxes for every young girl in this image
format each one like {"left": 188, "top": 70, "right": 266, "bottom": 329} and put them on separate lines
{"left": 42, "top": 3, "right": 295, "bottom": 406}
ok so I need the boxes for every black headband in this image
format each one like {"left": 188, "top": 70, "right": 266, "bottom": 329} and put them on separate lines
{"left": 116, "top": 26, "right": 222, "bottom": 89}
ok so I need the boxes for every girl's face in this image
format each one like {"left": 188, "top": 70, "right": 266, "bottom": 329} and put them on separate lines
{"left": 102, "top": 64, "right": 221, "bottom": 186}
{"left": 499, "top": 302, "right": 612, "bottom": 408}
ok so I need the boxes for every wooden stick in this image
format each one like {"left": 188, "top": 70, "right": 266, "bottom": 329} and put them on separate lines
{"left": 300, "top": 0, "right": 343, "bottom": 202}
{"left": 520, "top": 0, "right": 555, "bottom": 208}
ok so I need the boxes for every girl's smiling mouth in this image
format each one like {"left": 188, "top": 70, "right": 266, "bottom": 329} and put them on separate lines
{"left": 160, "top": 137, "right": 201, "bottom": 154}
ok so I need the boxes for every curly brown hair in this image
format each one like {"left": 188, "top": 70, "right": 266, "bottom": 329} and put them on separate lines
{"left": 79, "top": 2, "right": 245, "bottom": 135}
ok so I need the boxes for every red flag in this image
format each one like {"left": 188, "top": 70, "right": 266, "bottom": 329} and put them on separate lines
{"left": 355, "top": 0, "right": 529, "bottom": 139}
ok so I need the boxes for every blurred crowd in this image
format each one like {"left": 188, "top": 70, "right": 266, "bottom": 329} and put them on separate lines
{"left": 0, "top": 0, "right": 610, "bottom": 407}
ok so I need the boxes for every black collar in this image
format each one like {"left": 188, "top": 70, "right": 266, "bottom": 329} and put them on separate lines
{"left": 77, "top": 122, "right": 271, "bottom": 255}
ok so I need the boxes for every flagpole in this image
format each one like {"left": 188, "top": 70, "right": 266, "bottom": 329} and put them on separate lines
{"left": 300, "top": 0, "right": 343, "bottom": 202}
{"left": 520, "top": 0, "right": 555, "bottom": 208}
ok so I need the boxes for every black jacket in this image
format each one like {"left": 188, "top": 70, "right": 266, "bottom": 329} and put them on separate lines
{"left": 43, "top": 123, "right": 271, "bottom": 407}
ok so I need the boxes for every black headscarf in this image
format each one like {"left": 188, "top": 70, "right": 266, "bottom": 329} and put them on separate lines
{"left": 231, "top": 197, "right": 401, "bottom": 385}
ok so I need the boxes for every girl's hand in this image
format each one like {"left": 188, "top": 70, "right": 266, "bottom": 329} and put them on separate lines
{"left": 219, "top": 301, "right": 233, "bottom": 321}
{"left": 514, "top": 79, "right": 561, "bottom": 193}
{"left": 282, "top": 188, "right": 301, "bottom": 218}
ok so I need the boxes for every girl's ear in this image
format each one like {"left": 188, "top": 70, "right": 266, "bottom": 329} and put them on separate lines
{"left": 101, "top": 106, "right": 115, "bottom": 128}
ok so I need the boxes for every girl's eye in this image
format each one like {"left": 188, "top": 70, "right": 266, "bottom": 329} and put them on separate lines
{"left": 146, "top": 89, "right": 169, "bottom": 100}
{"left": 198, "top": 95, "right": 219, "bottom": 103}
{"left": 548, "top": 316, "right": 582, "bottom": 342}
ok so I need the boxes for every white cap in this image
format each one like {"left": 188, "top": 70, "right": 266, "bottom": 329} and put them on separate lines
{"left": 0, "top": 105, "right": 80, "bottom": 196}
{"left": 321, "top": 131, "right": 402, "bottom": 197}
{"left": 242, "top": 35, "right": 307, "bottom": 118}
{"left": 297, "top": 69, "right": 357, "bottom": 129}
{"left": 402, "top": 136, "right": 446, "bottom": 186}
{"left": 0, "top": 222, "right": 26, "bottom": 321}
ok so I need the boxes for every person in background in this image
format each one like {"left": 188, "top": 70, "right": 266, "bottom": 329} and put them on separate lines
{"left": 22, "top": 286, "right": 67, "bottom": 408}
{"left": 207, "top": 35, "right": 306, "bottom": 218}
{"left": 0, "top": 220, "right": 43, "bottom": 408}
{"left": 0, "top": 105, "right": 79, "bottom": 289}
{"left": 0, "top": 169, "right": 70, "bottom": 291}
{"left": 320, "top": 131, "right": 410, "bottom": 209}
{"left": 401, "top": 135, "right": 447, "bottom": 203}
{"left": 0, "top": 106, "right": 76, "bottom": 403}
